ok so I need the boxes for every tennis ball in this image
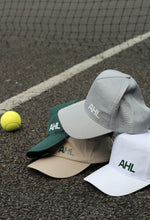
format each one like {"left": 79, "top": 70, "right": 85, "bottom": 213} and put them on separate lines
{"left": 0, "top": 111, "right": 21, "bottom": 131}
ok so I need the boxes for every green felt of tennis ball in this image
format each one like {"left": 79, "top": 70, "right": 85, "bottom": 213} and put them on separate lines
{"left": 0, "top": 111, "right": 21, "bottom": 131}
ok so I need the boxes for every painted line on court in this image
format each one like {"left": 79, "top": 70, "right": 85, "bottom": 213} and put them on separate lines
{"left": 0, "top": 31, "right": 150, "bottom": 114}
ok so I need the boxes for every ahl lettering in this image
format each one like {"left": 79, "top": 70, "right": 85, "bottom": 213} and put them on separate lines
{"left": 88, "top": 104, "right": 100, "bottom": 119}
{"left": 49, "top": 122, "right": 60, "bottom": 131}
{"left": 58, "top": 146, "right": 74, "bottom": 156}
{"left": 118, "top": 160, "right": 135, "bottom": 173}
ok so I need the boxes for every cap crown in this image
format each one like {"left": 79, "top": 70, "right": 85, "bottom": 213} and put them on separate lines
{"left": 110, "top": 131, "right": 150, "bottom": 181}
{"left": 85, "top": 69, "right": 150, "bottom": 134}
{"left": 54, "top": 136, "right": 112, "bottom": 163}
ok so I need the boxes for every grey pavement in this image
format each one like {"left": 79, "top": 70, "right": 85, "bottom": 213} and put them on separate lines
{"left": 0, "top": 0, "right": 150, "bottom": 219}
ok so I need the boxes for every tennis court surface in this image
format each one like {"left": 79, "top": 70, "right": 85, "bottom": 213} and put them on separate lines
{"left": 1, "top": 0, "right": 150, "bottom": 219}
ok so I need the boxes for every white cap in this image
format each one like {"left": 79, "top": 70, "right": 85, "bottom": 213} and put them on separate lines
{"left": 84, "top": 130, "right": 150, "bottom": 196}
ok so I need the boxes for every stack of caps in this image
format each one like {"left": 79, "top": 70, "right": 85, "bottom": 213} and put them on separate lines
{"left": 27, "top": 69, "right": 150, "bottom": 196}
{"left": 27, "top": 100, "right": 113, "bottom": 178}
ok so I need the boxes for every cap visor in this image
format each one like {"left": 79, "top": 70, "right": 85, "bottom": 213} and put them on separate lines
{"left": 28, "top": 156, "right": 90, "bottom": 178}
{"left": 26, "top": 132, "right": 68, "bottom": 158}
{"left": 84, "top": 165, "right": 150, "bottom": 196}
{"left": 58, "top": 100, "right": 111, "bottom": 139}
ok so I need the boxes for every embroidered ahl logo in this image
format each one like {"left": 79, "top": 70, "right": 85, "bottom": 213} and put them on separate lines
{"left": 118, "top": 160, "right": 135, "bottom": 173}
{"left": 88, "top": 104, "right": 100, "bottom": 119}
{"left": 49, "top": 122, "right": 61, "bottom": 131}
{"left": 58, "top": 146, "right": 74, "bottom": 156}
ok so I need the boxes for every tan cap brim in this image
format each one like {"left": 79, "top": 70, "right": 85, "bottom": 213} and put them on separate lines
{"left": 28, "top": 156, "right": 90, "bottom": 178}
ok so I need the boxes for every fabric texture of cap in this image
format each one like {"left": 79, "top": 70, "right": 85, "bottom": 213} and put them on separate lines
{"left": 28, "top": 135, "right": 112, "bottom": 178}
{"left": 26, "top": 100, "right": 78, "bottom": 158}
{"left": 84, "top": 130, "right": 150, "bottom": 196}
{"left": 58, "top": 69, "right": 150, "bottom": 139}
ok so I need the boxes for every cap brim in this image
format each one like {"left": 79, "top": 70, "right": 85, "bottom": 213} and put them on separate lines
{"left": 26, "top": 132, "right": 68, "bottom": 158}
{"left": 58, "top": 100, "right": 111, "bottom": 139}
{"left": 84, "top": 165, "right": 150, "bottom": 196}
{"left": 28, "top": 156, "right": 90, "bottom": 178}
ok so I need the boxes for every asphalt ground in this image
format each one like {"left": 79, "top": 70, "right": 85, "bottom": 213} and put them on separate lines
{"left": 0, "top": 36, "right": 150, "bottom": 220}
{"left": 0, "top": 1, "right": 150, "bottom": 219}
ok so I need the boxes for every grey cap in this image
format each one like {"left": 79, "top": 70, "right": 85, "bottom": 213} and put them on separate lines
{"left": 58, "top": 70, "right": 150, "bottom": 139}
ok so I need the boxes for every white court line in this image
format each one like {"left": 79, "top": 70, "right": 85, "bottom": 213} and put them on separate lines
{"left": 0, "top": 31, "right": 150, "bottom": 115}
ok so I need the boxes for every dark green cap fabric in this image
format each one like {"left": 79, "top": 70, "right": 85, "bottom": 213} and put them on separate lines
{"left": 26, "top": 101, "right": 78, "bottom": 158}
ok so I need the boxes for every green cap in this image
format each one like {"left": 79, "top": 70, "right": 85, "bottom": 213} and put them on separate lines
{"left": 26, "top": 101, "right": 78, "bottom": 158}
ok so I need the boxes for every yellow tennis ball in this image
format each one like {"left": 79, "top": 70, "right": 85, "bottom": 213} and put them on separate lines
{"left": 0, "top": 111, "right": 21, "bottom": 131}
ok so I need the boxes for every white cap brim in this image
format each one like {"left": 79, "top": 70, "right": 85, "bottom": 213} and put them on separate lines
{"left": 84, "top": 165, "right": 150, "bottom": 196}
{"left": 58, "top": 100, "right": 111, "bottom": 139}
{"left": 28, "top": 156, "right": 90, "bottom": 178}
